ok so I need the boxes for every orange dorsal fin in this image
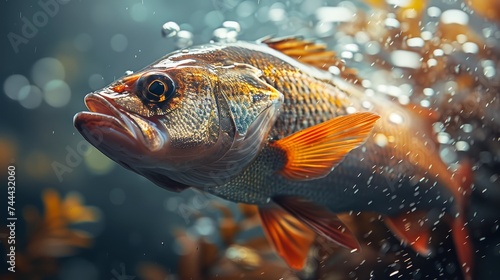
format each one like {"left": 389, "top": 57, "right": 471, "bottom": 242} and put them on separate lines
{"left": 450, "top": 160, "right": 474, "bottom": 280}
{"left": 260, "top": 36, "right": 361, "bottom": 83}
{"left": 384, "top": 212, "right": 432, "bottom": 256}
{"left": 271, "top": 112, "right": 380, "bottom": 181}
{"left": 275, "top": 197, "right": 360, "bottom": 251}
{"left": 258, "top": 205, "right": 315, "bottom": 270}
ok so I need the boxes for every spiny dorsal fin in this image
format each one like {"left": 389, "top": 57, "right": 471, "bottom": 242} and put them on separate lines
{"left": 260, "top": 36, "right": 361, "bottom": 84}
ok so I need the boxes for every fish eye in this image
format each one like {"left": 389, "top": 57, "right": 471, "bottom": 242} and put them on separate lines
{"left": 139, "top": 72, "right": 175, "bottom": 103}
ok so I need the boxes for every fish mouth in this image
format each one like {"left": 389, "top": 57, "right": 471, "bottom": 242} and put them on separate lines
{"left": 74, "top": 93, "right": 165, "bottom": 155}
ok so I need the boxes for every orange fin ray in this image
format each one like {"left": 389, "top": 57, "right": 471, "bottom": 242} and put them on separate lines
{"left": 384, "top": 212, "right": 432, "bottom": 256}
{"left": 451, "top": 160, "right": 474, "bottom": 280}
{"left": 452, "top": 214, "right": 473, "bottom": 280}
{"left": 275, "top": 197, "right": 360, "bottom": 251}
{"left": 271, "top": 112, "right": 379, "bottom": 181}
{"left": 260, "top": 36, "right": 361, "bottom": 83}
{"left": 258, "top": 205, "right": 315, "bottom": 270}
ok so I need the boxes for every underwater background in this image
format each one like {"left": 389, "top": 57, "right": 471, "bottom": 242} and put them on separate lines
{"left": 1, "top": 0, "right": 499, "bottom": 279}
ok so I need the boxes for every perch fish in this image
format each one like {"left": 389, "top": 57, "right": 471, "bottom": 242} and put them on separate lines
{"left": 74, "top": 37, "right": 473, "bottom": 279}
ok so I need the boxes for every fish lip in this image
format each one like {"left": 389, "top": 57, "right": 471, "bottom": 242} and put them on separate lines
{"left": 82, "top": 93, "right": 139, "bottom": 139}
{"left": 74, "top": 92, "right": 166, "bottom": 152}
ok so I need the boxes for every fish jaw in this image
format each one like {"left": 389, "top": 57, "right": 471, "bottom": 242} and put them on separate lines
{"left": 73, "top": 92, "right": 167, "bottom": 169}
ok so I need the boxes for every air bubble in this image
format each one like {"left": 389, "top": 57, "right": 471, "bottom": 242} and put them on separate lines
{"left": 437, "top": 132, "right": 451, "bottom": 144}
{"left": 268, "top": 3, "right": 286, "bottom": 21}
{"left": 390, "top": 50, "right": 422, "bottom": 69}
{"left": 407, "top": 37, "right": 425, "bottom": 48}
{"left": 462, "top": 42, "right": 478, "bottom": 54}
{"left": 316, "top": 6, "right": 355, "bottom": 22}
{"left": 176, "top": 30, "right": 194, "bottom": 48}
{"left": 482, "top": 63, "right": 496, "bottom": 79}
{"left": 427, "top": 6, "right": 441, "bottom": 17}
{"left": 433, "top": 49, "right": 444, "bottom": 57}
{"left": 162, "top": 21, "right": 180, "bottom": 38}
{"left": 441, "top": 9, "right": 469, "bottom": 25}
{"left": 385, "top": 17, "right": 401, "bottom": 29}
{"left": 461, "top": 124, "right": 473, "bottom": 133}
{"left": 365, "top": 41, "right": 381, "bottom": 55}
{"left": 212, "top": 22, "right": 240, "bottom": 43}
{"left": 455, "top": 141, "right": 470, "bottom": 151}
{"left": 423, "top": 88, "right": 434, "bottom": 96}
{"left": 329, "top": 66, "right": 341, "bottom": 75}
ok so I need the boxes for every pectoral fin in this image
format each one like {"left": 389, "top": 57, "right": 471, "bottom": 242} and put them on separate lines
{"left": 258, "top": 205, "right": 315, "bottom": 269}
{"left": 271, "top": 112, "right": 380, "bottom": 180}
{"left": 275, "top": 196, "right": 360, "bottom": 251}
{"left": 384, "top": 212, "right": 432, "bottom": 256}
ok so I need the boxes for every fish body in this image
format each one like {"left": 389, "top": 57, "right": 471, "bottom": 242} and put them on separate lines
{"left": 74, "top": 38, "right": 473, "bottom": 278}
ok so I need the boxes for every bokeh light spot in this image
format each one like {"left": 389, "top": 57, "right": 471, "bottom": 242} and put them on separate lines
{"left": 31, "top": 57, "right": 65, "bottom": 88}
{"left": 84, "top": 147, "right": 115, "bottom": 175}
{"left": 3, "top": 74, "right": 30, "bottom": 100}
{"left": 43, "top": 80, "right": 71, "bottom": 108}
{"left": 110, "top": 34, "right": 128, "bottom": 52}
{"left": 18, "top": 85, "right": 43, "bottom": 109}
{"left": 130, "top": 3, "right": 148, "bottom": 22}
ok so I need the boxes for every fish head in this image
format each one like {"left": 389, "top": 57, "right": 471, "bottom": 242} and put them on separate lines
{"left": 74, "top": 54, "right": 283, "bottom": 191}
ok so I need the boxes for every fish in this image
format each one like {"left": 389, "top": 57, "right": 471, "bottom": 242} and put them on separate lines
{"left": 74, "top": 37, "right": 474, "bottom": 279}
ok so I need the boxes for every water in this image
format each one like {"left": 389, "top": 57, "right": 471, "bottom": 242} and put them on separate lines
{"left": 1, "top": 0, "right": 499, "bottom": 279}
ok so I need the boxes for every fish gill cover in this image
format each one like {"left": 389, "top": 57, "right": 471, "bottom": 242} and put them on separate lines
{"left": 0, "top": 0, "right": 499, "bottom": 279}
